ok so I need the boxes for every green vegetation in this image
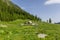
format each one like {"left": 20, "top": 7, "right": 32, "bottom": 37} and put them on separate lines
{"left": 0, "top": 0, "right": 41, "bottom": 21}
{"left": 0, "top": 0, "right": 60, "bottom": 40}
{"left": 0, "top": 19, "right": 60, "bottom": 40}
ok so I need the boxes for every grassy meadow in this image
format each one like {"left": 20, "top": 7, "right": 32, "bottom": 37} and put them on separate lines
{"left": 0, "top": 19, "right": 60, "bottom": 40}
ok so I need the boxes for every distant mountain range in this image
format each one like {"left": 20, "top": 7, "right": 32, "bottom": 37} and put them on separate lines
{"left": 55, "top": 22, "right": 60, "bottom": 24}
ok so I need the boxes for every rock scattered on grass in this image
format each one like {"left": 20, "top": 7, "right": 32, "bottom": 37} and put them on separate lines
{"left": 21, "top": 20, "right": 38, "bottom": 26}
{"left": 37, "top": 33, "right": 48, "bottom": 38}
{"left": 21, "top": 23, "right": 24, "bottom": 26}
{"left": 0, "top": 24, "right": 8, "bottom": 28}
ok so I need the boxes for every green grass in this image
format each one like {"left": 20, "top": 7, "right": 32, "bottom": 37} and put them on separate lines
{"left": 0, "top": 19, "right": 60, "bottom": 40}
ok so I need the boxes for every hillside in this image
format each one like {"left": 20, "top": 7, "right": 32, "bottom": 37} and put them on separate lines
{"left": 0, "top": 0, "right": 41, "bottom": 21}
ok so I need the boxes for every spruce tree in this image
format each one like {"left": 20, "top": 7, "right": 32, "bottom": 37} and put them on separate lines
{"left": 49, "top": 18, "right": 52, "bottom": 23}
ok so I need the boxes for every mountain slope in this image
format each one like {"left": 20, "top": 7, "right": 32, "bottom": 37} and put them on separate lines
{"left": 0, "top": 0, "right": 41, "bottom": 21}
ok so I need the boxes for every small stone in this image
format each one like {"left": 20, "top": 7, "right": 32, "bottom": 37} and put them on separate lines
{"left": 32, "top": 23, "right": 36, "bottom": 26}
{"left": 21, "top": 24, "right": 24, "bottom": 26}
{"left": 0, "top": 24, "right": 7, "bottom": 28}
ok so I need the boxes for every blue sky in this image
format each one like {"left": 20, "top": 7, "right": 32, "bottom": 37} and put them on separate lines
{"left": 11, "top": 0, "right": 60, "bottom": 23}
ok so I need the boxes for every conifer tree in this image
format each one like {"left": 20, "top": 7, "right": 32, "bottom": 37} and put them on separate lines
{"left": 49, "top": 18, "right": 52, "bottom": 23}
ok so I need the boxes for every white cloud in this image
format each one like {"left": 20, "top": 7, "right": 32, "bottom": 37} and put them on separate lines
{"left": 45, "top": 0, "right": 60, "bottom": 5}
